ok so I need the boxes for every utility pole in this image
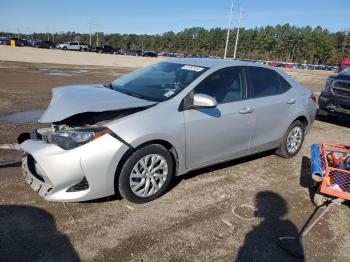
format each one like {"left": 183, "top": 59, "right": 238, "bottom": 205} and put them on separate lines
{"left": 96, "top": 24, "right": 100, "bottom": 46}
{"left": 233, "top": 5, "right": 243, "bottom": 59}
{"left": 89, "top": 23, "right": 92, "bottom": 46}
{"left": 342, "top": 30, "right": 349, "bottom": 53}
{"left": 224, "top": 0, "right": 234, "bottom": 59}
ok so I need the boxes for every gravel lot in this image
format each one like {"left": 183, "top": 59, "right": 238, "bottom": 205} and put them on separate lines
{"left": 0, "top": 46, "right": 165, "bottom": 67}
{"left": 0, "top": 49, "right": 349, "bottom": 261}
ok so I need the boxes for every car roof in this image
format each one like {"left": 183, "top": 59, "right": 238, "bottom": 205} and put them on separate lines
{"left": 166, "top": 58, "right": 271, "bottom": 69}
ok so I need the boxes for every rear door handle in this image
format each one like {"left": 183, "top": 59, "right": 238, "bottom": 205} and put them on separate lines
{"left": 239, "top": 107, "right": 254, "bottom": 114}
{"left": 287, "top": 98, "right": 296, "bottom": 104}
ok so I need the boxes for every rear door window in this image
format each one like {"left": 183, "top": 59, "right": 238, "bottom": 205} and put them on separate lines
{"left": 245, "top": 67, "right": 283, "bottom": 98}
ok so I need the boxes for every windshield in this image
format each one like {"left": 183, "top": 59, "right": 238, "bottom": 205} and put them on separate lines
{"left": 111, "top": 62, "right": 208, "bottom": 102}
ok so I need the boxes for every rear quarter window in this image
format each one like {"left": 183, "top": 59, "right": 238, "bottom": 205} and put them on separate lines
{"left": 279, "top": 75, "right": 292, "bottom": 93}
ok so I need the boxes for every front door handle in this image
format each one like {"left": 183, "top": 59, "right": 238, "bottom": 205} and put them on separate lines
{"left": 239, "top": 107, "right": 254, "bottom": 114}
{"left": 287, "top": 98, "right": 296, "bottom": 104}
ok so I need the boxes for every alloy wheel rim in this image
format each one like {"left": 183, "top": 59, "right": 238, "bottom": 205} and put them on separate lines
{"left": 130, "top": 154, "right": 168, "bottom": 198}
{"left": 286, "top": 126, "right": 303, "bottom": 154}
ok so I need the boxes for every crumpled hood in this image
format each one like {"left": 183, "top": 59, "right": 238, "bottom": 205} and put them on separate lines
{"left": 39, "top": 84, "right": 156, "bottom": 123}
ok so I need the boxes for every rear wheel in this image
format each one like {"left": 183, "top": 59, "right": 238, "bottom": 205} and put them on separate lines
{"left": 63, "top": 46, "right": 67, "bottom": 51}
{"left": 276, "top": 120, "right": 305, "bottom": 158}
{"left": 118, "top": 144, "right": 174, "bottom": 203}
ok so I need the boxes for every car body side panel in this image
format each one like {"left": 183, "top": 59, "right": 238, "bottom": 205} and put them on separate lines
{"left": 184, "top": 101, "right": 253, "bottom": 169}
{"left": 105, "top": 103, "right": 187, "bottom": 176}
{"left": 248, "top": 88, "right": 299, "bottom": 152}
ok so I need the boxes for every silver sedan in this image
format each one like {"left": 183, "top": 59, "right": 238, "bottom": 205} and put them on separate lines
{"left": 20, "top": 59, "right": 317, "bottom": 203}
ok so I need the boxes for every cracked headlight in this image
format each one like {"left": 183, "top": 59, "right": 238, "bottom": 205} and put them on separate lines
{"left": 47, "top": 127, "right": 113, "bottom": 150}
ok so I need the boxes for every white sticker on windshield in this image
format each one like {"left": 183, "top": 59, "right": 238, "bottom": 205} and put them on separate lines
{"left": 181, "top": 65, "right": 204, "bottom": 72}
{"left": 164, "top": 90, "right": 175, "bottom": 97}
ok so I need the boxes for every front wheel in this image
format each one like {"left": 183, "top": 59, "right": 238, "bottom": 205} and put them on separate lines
{"left": 118, "top": 144, "right": 174, "bottom": 203}
{"left": 276, "top": 120, "right": 305, "bottom": 158}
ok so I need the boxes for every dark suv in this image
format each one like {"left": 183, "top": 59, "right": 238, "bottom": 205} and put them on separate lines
{"left": 318, "top": 69, "right": 350, "bottom": 119}
{"left": 93, "top": 45, "right": 116, "bottom": 54}
{"left": 34, "top": 40, "right": 56, "bottom": 49}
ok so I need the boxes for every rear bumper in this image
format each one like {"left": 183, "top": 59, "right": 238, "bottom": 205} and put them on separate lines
{"left": 318, "top": 93, "right": 350, "bottom": 116}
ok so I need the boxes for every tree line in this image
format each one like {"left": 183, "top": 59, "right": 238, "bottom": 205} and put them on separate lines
{"left": 3, "top": 24, "right": 349, "bottom": 65}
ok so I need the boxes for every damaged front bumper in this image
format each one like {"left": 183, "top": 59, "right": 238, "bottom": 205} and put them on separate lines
{"left": 318, "top": 93, "right": 350, "bottom": 116}
{"left": 20, "top": 133, "right": 129, "bottom": 202}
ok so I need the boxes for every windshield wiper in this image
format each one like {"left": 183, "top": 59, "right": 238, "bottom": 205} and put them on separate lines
{"left": 103, "top": 82, "right": 113, "bottom": 89}
{"left": 114, "top": 88, "right": 155, "bottom": 101}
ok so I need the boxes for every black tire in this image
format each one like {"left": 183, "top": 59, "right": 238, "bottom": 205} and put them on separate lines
{"left": 118, "top": 144, "right": 174, "bottom": 203}
{"left": 275, "top": 120, "right": 305, "bottom": 158}
{"left": 63, "top": 46, "right": 67, "bottom": 51}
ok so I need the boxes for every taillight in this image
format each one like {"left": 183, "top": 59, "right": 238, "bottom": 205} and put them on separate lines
{"left": 310, "top": 93, "right": 317, "bottom": 103}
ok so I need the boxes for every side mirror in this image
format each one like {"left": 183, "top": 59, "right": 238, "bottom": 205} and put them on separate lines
{"left": 193, "top": 94, "right": 217, "bottom": 108}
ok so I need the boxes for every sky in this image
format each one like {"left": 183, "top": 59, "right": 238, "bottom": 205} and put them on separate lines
{"left": 0, "top": 0, "right": 349, "bottom": 35}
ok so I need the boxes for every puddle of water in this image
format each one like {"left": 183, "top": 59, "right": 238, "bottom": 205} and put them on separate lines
{"left": 46, "top": 72, "right": 73, "bottom": 76}
{"left": 40, "top": 68, "right": 89, "bottom": 77}
{"left": 0, "top": 109, "right": 44, "bottom": 124}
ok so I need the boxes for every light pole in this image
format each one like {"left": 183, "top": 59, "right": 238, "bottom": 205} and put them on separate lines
{"left": 95, "top": 24, "right": 100, "bottom": 46}
{"left": 233, "top": 5, "right": 243, "bottom": 59}
{"left": 224, "top": 0, "right": 234, "bottom": 59}
{"left": 89, "top": 24, "right": 92, "bottom": 46}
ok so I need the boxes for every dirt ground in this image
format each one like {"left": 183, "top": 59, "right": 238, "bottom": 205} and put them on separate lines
{"left": 0, "top": 60, "right": 350, "bottom": 262}
{"left": 0, "top": 46, "right": 165, "bottom": 67}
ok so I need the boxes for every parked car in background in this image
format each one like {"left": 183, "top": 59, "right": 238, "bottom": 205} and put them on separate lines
{"left": 318, "top": 68, "right": 350, "bottom": 120}
{"left": 0, "top": 37, "right": 26, "bottom": 46}
{"left": 142, "top": 51, "right": 158, "bottom": 57}
{"left": 119, "top": 48, "right": 138, "bottom": 56}
{"left": 57, "top": 42, "right": 89, "bottom": 51}
{"left": 0, "top": 37, "right": 10, "bottom": 45}
{"left": 93, "top": 45, "right": 116, "bottom": 54}
{"left": 340, "top": 58, "right": 350, "bottom": 72}
{"left": 20, "top": 59, "right": 316, "bottom": 203}
{"left": 33, "top": 40, "right": 56, "bottom": 49}
{"left": 18, "top": 39, "right": 30, "bottom": 46}
{"left": 158, "top": 52, "right": 169, "bottom": 57}
{"left": 27, "top": 39, "right": 40, "bottom": 47}
{"left": 133, "top": 50, "right": 142, "bottom": 56}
